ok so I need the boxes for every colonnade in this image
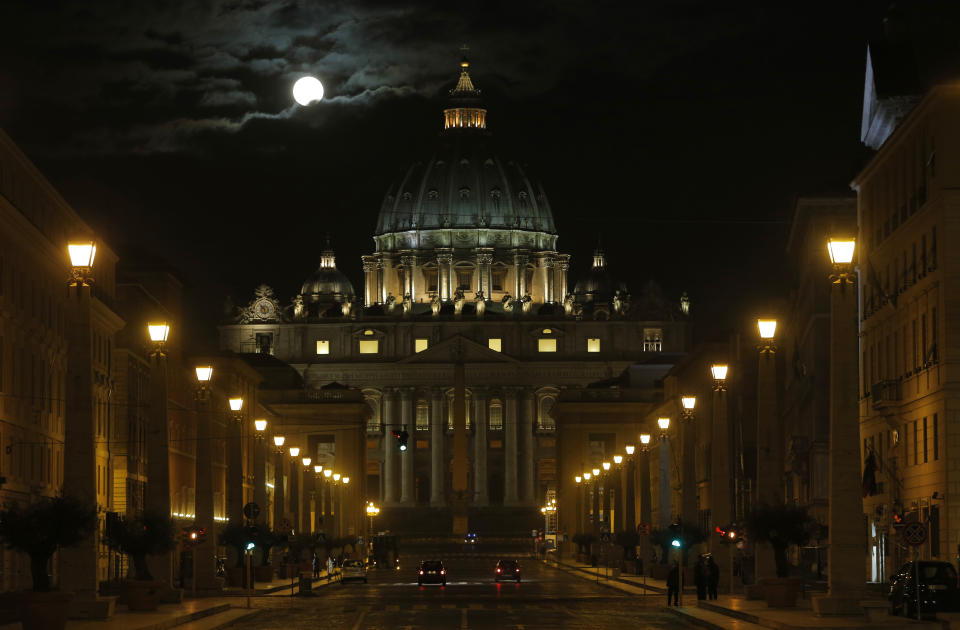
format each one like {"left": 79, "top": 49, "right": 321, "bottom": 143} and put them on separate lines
{"left": 380, "top": 386, "right": 539, "bottom": 507}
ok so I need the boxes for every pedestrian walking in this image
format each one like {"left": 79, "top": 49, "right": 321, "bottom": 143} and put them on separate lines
{"left": 694, "top": 556, "right": 707, "bottom": 600}
{"left": 666, "top": 562, "right": 680, "bottom": 606}
{"left": 327, "top": 556, "right": 335, "bottom": 582}
{"left": 707, "top": 555, "right": 720, "bottom": 600}
{"left": 312, "top": 553, "right": 320, "bottom": 579}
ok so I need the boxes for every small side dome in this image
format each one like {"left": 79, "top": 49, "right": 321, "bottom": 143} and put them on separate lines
{"left": 300, "top": 245, "right": 355, "bottom": 304}
{"left": 573, "top": 248, "right": 628, "bottom": 303}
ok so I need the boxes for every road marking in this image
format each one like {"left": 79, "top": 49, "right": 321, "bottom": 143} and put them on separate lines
{"left": 349, "top": 607, "right": 367, "bottom": 630}
{"left": 460, "top": 607, "right": 468, "bottom": 629}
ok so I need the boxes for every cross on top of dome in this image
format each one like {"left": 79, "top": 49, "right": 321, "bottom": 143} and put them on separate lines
{"left": 444, "top": 47, "right": 486, "bottom": 131}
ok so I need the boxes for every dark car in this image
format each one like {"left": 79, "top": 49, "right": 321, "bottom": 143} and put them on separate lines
{"left": 495, "top": 559, "right": 521, "bottom": 583}
{"left": 418, "top": 560, "right": 446, "bottom": 586}
{"left": 889, "top": 561, "right": 959, "bottom": 617}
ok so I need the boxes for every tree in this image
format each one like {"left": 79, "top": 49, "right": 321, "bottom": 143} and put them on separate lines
{"left": 0, "top": 496, "right": 97, "bottom": 591}
{"left": 102, "top": 510, "right": 177, "bottom": 581}
{"left": 746, "top": 503, "right": 816, "bottom": 578}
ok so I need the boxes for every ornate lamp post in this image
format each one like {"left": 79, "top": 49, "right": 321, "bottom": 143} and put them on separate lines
{"left": 273, "top": 435, "right": 286, "bottom": 453}
{"left": 710, "top": 363, "right": 733, "bottom": 592}
{"left": 656, "top": 418, "right": 671, "bottom": 530}
{"left": 755, "top": 317, "right": 781, "bottom": 583}
{"left": 193, "top": 364, "right": 219, "bottom": 592}
{"left": 679, "top": 396, "right": 697, "bottom": 542}
{"left": 812, "top": 237, "right": 866, "bottom": 615}
{"left": 366, "top": 501, "right": 380, "bottom": 541}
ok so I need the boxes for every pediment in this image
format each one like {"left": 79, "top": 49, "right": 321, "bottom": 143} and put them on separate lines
{"left": 398, "top": 334, "right": 518, "bottom": 364}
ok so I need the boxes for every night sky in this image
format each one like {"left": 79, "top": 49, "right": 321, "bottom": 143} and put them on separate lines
{"left": 2, "top": 1, "right": 950, "bottom": 350}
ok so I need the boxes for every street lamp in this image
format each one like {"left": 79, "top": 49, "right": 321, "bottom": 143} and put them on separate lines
{"left": 273, "top": 435, "right": 286, "bottom": 453}
{"left": 680, "top": 396, "right": 696, "bottom": 421}
{"left": 68, "top": 240, "right": 97, "bottom": 288}
{"left": 657, "top": 417, "right": 671, "bottom": 438}
{"left": 757, "top": 318, "right": 777, "bottom": 354}
{"left": 195, "top": 365, "right": 213, "bottom": 401}
{"left": 592, "top": 468, "right": 600, "bottom": 477}
{"left": 639, "top": 434, "right": 652, "bottom": 450}
{"left": 613, "top": 455, "right": 623, "bottom": 465}
{"left": 625, "top": 445, "right": 635, "bottom": 455}
{"left": 333, "top": 473, "right": 341, "bottom": 482}
{"left": 575, "top": 475, "right": 582, "bottom": 483}
{"left": 147, "top": 322, "right": 170, "bottom": 359}
{"left": 314, "top": 464, "right": 323, "bottom": 476}
{"left": 289, "top": 446, "right": 300, "bottom": 458}
{"left": 366, "top": 501, "right": 380, "bottom": 535}
{"left": 323, "top": 469, "right": 332, "bottom": 479}
{"left": 827, "top": 237, "right": 856, "bottom": 285}
{"left": 302, "top": 457, "right": 312, "bottom": 468}
{"left": 342, "top": 476, "right": 350, "bottom": 484}
{"left": 602, "top": 461, "right": 611, "bottom": 471}
{"left": 711, "top": 364, "right": 728, "bottom": 392}
{"left": 254, "top": 419, "right": 267, "bottom": 433}
{"left": 229, "top": 397, "right": 244, "bottom": 422}
{"left": 583, "top": 472, "right": 592, "bottom": 481}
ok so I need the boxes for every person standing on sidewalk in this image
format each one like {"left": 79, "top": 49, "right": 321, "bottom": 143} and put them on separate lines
{"left": 707, "top": 556, "right": 720, "bottom": 600}
{"left": 694, "top": 556, "right": 707, "bottom": 600}
{"left": 666, "top": 562, "right": 680, "bottom": 606}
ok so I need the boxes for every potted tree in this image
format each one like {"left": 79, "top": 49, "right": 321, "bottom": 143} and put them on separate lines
{"left": 218, "top": 523, "right": 252, "bottom": 587}
{"left": 254, "top": 526, "right": 284, "bottom": 582}
{"left": 746, "top": 503, "right": 815, "bottom": 607}
{"left": 0, "top": 496, "right": 97, "bottom": 630}
{"left": 102, "top": 510, "right": 177, "bottom": 611}
{"left": 616, "top": 531, "right": 640, "bottom": 575}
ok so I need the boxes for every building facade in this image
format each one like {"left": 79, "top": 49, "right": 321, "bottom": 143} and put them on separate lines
{"left": 219, "top": 58, "right": 691, "bottom": 534}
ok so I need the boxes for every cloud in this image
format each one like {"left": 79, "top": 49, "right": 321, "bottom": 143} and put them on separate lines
{"left": 199, "top": 90, "right": 258, "bottom": 107}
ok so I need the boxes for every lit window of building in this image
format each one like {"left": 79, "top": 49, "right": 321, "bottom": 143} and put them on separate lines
{"left": 415, "top": 401, "right": 429, "bottom": 431}
{"left": 489, "top": 400, "right": 503, "bottom": 430}
{"left": 415, "top": 338, "right": 429, "bottom": 353}
{"left": 488, "top": 338, "right": 502, "bottom": 352}
{"left": 316, "top": 340, "right": 329, "bottom": 355}
{"left": 587, "top": 338, "right": 600, "bottom": 352}
{"left": 643, "top": 328, "right": 662, "bottom": 352}
{"left": 359, "top": 339, "right": 379, "bottom": 354}
{"left": 538, "top": 338, "right": 557, "bottom": 353}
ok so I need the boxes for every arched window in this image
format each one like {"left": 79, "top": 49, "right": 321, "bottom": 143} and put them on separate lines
{"left": 488, "top": 399, "right": 503, "bottom": 430}
{"left": 491, "top": 264, "right": 507, "bottom": 292}
{"left": 524, "top": 264, "right": 535, "bottom": 295}
{"left": 363, "top": 391, "right": 381, "bottom": 432}
{"left": 447, "top": 390, "right": 472, "bottom": 430}
{"left": 455, "top": 265, "right": 474, "bottom": 291}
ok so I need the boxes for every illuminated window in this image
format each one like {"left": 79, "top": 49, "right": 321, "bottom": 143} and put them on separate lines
{"left": 488, "top": 400, "right": 503, "bottom": 430}
{"left": 456, "top": 267, "right": 474, "bottom": 291}
{"left": 488, "top": 338, "right": 502, "bottom": 352}
{"left": 542, "top": 328, "right": 552, "bottom": 334}
{"left": 364, "top": 329, "right": 374, "bottom": 336}
{"left": 316, "top": 340, "right": 330, "bottom": 355}
{"left": 538, "top": 338, "right": 557, "bottom": 353}
{"left": 423, "top": 268, "right": 438, "bottom": 293}
{"left": 415, "top": 338, "right": 429, "bottom": 353}
{"left": 359, "top": 340, "right": 379, "bottom": 354}
{"left": 587, "top": 338, "right": 600, "bottom": 352}
{"left": 491, "top": 266, "right": 506, "bottom": 292}
{"left": 538, "top": 396, "right": 557, "bottom": 431}
{"left": 415, "top": 401, "right": 429, "bottom": 431}
{"left": 643, "top": 328, "right": 662, "bottom": 352}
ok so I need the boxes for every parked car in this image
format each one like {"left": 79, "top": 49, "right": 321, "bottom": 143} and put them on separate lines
{"left": 464, "top": 532, "right": 479, "bottom": 544}
{"left": 418, "top": 560, "right": 446, "bottom": 586}
{"left": 495, "top": 559, "right": 521, "bottom": 583}
{"left": 889, "top": 561, "right": 959, "bottom": 617}
{"left": 341, "top": 559, "right": 368, "bottom": 583}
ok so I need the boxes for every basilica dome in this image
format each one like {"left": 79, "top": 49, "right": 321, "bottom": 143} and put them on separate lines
{"left": 373, "top": 57, "right": 557, "bottom": 254}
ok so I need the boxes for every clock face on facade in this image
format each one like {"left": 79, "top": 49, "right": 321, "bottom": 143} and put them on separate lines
{"left": 254, "top": 298, "right": 275, "bottom": 319}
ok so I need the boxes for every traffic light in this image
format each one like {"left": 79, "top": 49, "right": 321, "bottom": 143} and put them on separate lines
{"left": 668, "top": 520, "right": 682, "bottom": 548}
{"left": 243, "top": 524, "right": 260, "bottom": 552}
{"left": 391, "top": 429, "right": 409, "bottom": 451}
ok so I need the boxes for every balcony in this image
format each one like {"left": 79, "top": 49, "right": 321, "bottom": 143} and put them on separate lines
{"left": 871, "top": 380, "right": 901, "bottom": 409}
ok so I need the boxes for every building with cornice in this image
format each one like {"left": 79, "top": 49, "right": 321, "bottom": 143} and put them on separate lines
{"left": 219, "top": 57, "right": 690, "bottom": 535}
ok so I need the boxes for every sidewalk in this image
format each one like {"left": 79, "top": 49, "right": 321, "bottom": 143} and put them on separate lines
{"left": 0, "top": 572, "right": 340, "bottom": 630}
{"left": 546, "top": 556, "right": 926, "bottom": 630}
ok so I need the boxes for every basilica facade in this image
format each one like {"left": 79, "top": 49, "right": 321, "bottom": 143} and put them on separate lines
{"left": 219, "top": 57, "right": 690, "bottom": 534}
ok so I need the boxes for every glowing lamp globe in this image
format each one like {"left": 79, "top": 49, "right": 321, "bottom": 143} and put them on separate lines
{"left": 342, "top": 476, "right": 350, "bottom": 484}
{"left": 302, "top": 457, "right": 312, "bottom": 467}
{"left": 640, "top": 434, "right": 651, "bottom": 445}
{"left": 827, "top": 238, "right": 856, "bottom": 264}
{"left": 711, "top": 364, "right": 729, "bottom": 380}
{"left": 757, "top": 319, "right": 777, "bottom": 339}
{"left": 592, "top": 468, "right": 600, "bottom": 477}
{"left": 625, "top": 445, "right": 635, "bottom": 455}
{"left": 273, "top": 435, "right": 285, "bottom": 447}
{"left": 293, "top": 76, "right": 324, "bottom": 105}
{"left": 657, "top": 417, "right": 671, "bottom": 430}
{"left": 333, "top": 473, "right": 341, "bottom": 482}
{"left": 613, "top": 455, "right": 623, "bottom": 464}
{"left": 583, "top": 472, "right": 591, "bottom": 481}
{"left": 289, "top": 446, "right": 300, "bottom": 457}
{"left": 68, "top": 241, "right": 97, "bottom": 268}
{"left": 323, "top": 469, "right": 332, "bottom": 478}
{"left": 195, "top": 366, "right": 213, "bottom": 382}
{"left": 254, "top": 419, "right": 267, "bottom": 432}
{"left": 575, "top": 475, "right": 582, "bottom": 483}
{"left": 147, "top": 323, "right": 170, "bottom": 343}
{"left": 314, "top": 465, "right": 323, "bottom": 474}
{"left": 228, "top": 397, "right": 243, "bottom": 412}
{"left": 681, "top": 396, "right": 696, "bottom": 410}
{"left": 602, "top": 462, "right": 611, "bottom": 471}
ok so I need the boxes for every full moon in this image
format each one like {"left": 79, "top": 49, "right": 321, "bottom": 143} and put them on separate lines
{"left": 293, "top": 76, "right": 324, "bottom": 105}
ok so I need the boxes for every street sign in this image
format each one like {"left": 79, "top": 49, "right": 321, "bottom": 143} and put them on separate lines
{"left": 276, "top": 518, "right": 293, "bottom": 533}
{"left": 242, "top": 502, "right": 260, "bottom": 520}
{"left": 902, "top": 522, "right": 928, "bottom": 546}
{"left": 637, "top": 522, "right": 651, "bottom": 536}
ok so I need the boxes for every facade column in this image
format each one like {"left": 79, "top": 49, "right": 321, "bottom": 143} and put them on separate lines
{"left": 362, "top": 257, "right": 377, "bottom": 305}
{"left": 755, "top": 349, "right": 781, "bottom": 582}
{"left": 658, "top": 437, "right": 671, "bottom": 528}
{"left": 383, "top": 390, "right": 398, "bottom": 505}
{"left": 520, "top": 390, "right": 536, "bottom": 505}
{"left": 473, "top": 388, "right": 489, "bottom": 506}
{"left": 400, "top": 253, "right": 416, "bottom": 300}
{"left": 437, "top": 250, "right": 453, "bottom": 301}
{"left": 376, "top": 257, "right": 385, "bottom": 304}
{"left": 504, "top": 388, "right": 520, "bottom": 505}
{"left": 400, "top": 388, "right": 415, "bottom": 505}
{"left": 557, "top": 254, "right": 570, "bottom": 300}
{"left": 475, "top": 249, "right": 493, "bottom": 298}
{"left": 514, "top": 251, "right": 529, "bottom": 298}
{"left": 430, "top": 389, "right": 445, "bottom": 506}
{"left": 811, "top": 273, "right": 866, "bottom": 614}
{"left": 543, "top": 255, "right": 555, "bottom": 303}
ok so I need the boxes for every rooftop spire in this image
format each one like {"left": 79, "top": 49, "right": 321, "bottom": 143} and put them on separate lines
{"left": 319, "top": 234, "right": 336, "bottom": 269}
